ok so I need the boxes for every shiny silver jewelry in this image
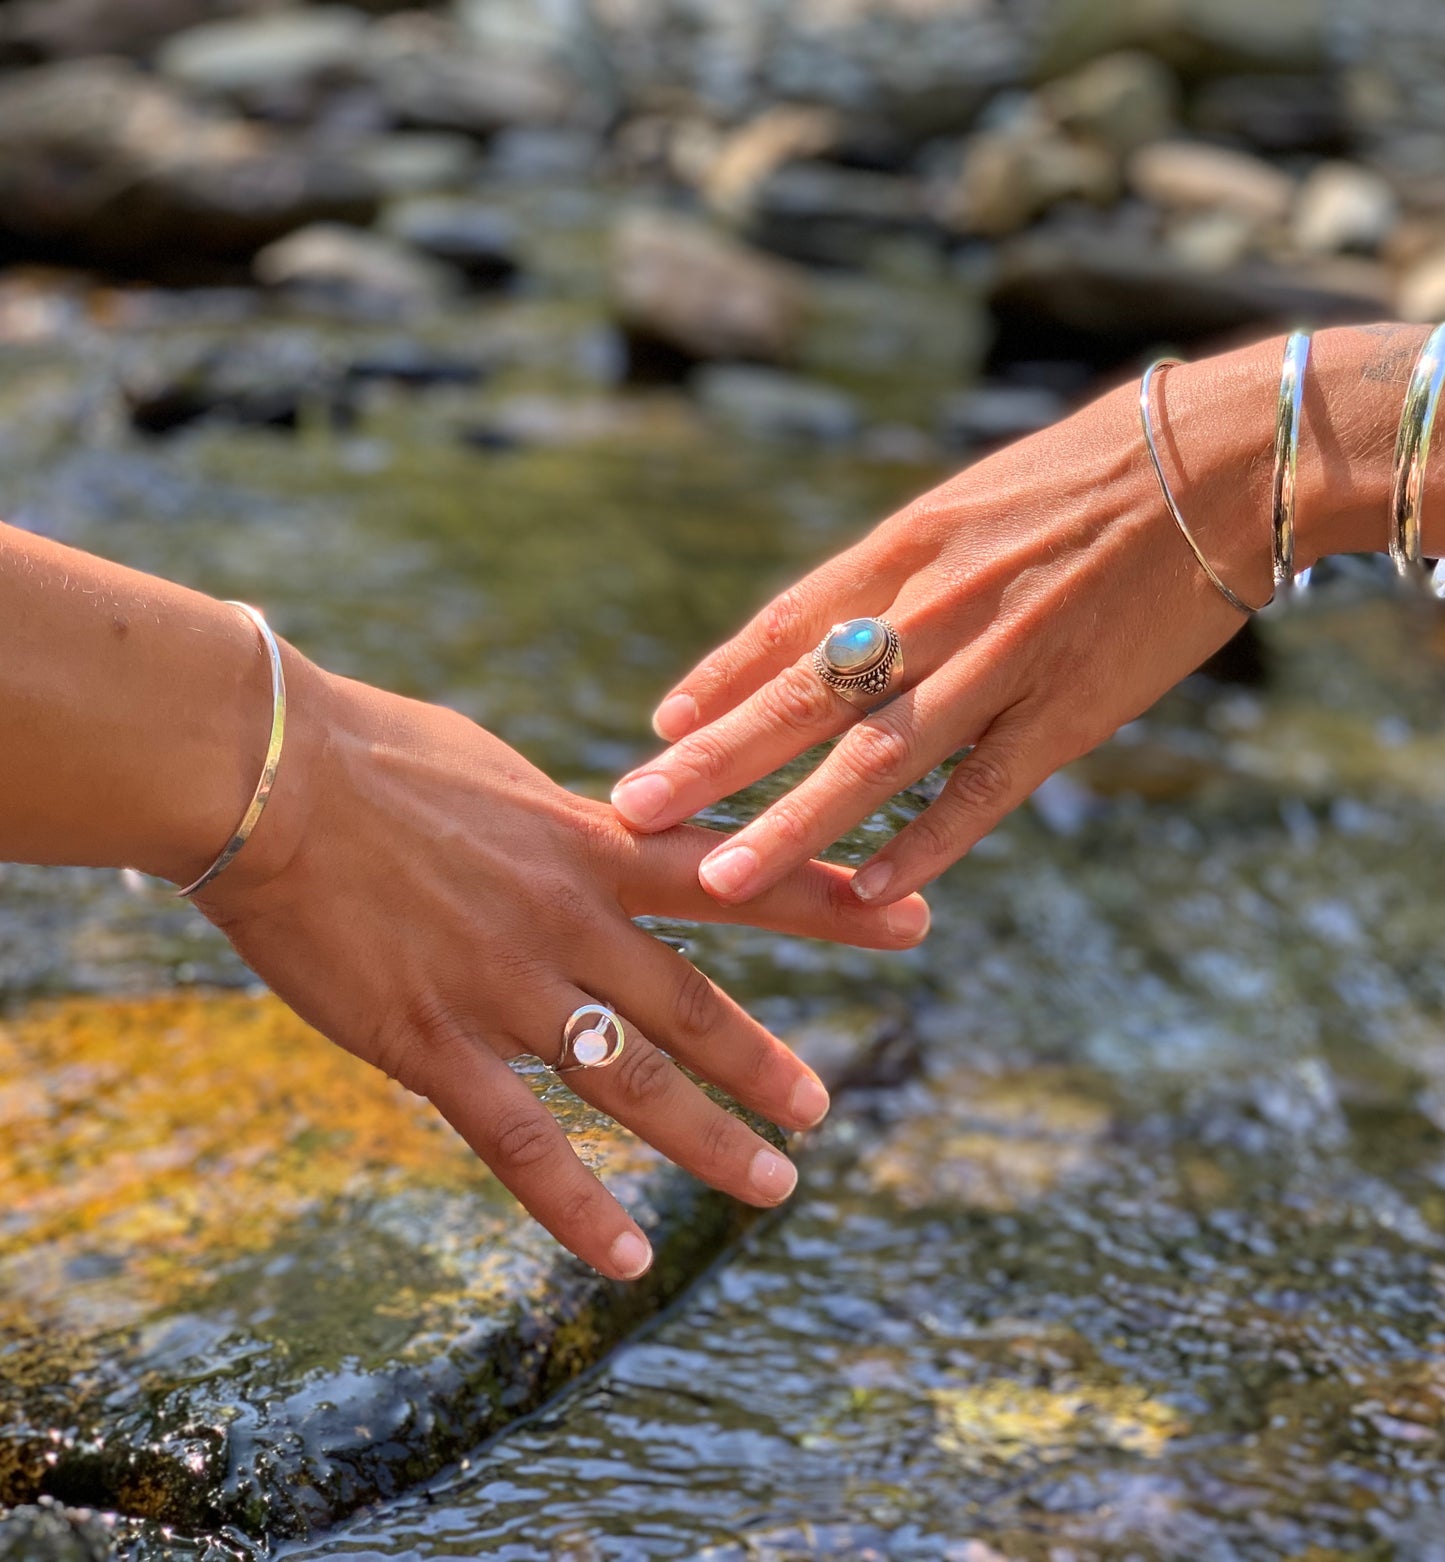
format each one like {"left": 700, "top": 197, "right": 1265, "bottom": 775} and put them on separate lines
{"left": 1271, "top": 331, "right": 1312, "bottom": 595}
{"left": 811, "top": 617, "right": 904, "bottom": 710}
{"left": 1140, "top": 358, "right": 1268, "bottom": 616}
{"left": 1389, "top": 322, "right": 1445, "bottom": 595}
{"left": 177, "top": 602, "right": 287, "bottom": 899}
{"left": 555, "top": 1004, "right": 626, "bottom": 1073}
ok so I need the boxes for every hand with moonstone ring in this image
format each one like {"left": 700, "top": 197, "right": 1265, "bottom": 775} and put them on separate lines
{"left": 611, "top": 325, "right": 1445, "bottom": 906}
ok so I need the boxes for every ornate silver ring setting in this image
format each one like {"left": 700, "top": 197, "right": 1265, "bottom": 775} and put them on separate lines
{"left": 811, "top": 617, "right": 904, "bottom": 710}
{"left": 556, "top": 1004, "right": 626, "bottom": 1074}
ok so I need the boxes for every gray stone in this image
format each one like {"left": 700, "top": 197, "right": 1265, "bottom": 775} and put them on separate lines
{"left": 0, "top": 0, "right": 260, "bottom": 61}
{"left": 0, "top": 59, "right": 378, "bottom": 270}
{"left": 1037, "top": 0, "right": 1327, "bottom": 79}
{"left": 349, "top": 131, "right": 480, "bottom": 196}
{"left": 610, "top": 208, "right": 807, "bottom": 365}
{"left": 1040, "top": 50, "right": 1181, "bottom": 156}
{"left": 739, "top": 161, "right": 935, "bottom": 267}
{"left": 939, "top": 383, "right": 1069, "bottom": 448}
{"left": 953, "top": 117, "right": 1119, "bottom": 236}
{"left": 254, "top": 223, "right": 463, "bottom": 317}
{"left": 156, "top": 7, "right": 369, "bottom": 100}
{"left": 366, "top": 13, "right": 579, "bottom": 137}
{"left": 692, "top": 364, "right": 860, "bottom": 444}
{"left": 1292, "top": 161, "right": 1398, "bottom": 256}
{"left": 1128, "top": 140, "right": 1296, "bottom": 226}
{"left": 0, "top": 1503, "right": 117, "bottom": 1562}
{"left": 0, "top": 992, "right": 792, "bottom": 1540}
{"left": 382, "top": 196, "right": 522, "bottom": 284}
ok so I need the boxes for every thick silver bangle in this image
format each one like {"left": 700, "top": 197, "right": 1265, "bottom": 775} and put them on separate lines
{"left": 1389, "top": 322, "right": 1445, "bottom": 595}
{"left": 177, "top": 601, "right": 287, "bottom": 899}
{"left": 1271, "top": 331, "right": 1312, "bottom": 596}
{"left": 1139, "top": 357, "right": 1268, "bottom": 616}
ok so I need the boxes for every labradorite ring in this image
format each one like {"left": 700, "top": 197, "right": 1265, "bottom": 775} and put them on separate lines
{"left": 811, "top": 617, "right": 904, "bottom": 709}
{"left": 555, "top": 1004, "right": 626, "bottom": 1074}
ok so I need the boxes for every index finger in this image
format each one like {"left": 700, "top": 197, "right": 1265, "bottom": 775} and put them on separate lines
{"left": 650, "top": 546, "right": 896, "bottom": 741}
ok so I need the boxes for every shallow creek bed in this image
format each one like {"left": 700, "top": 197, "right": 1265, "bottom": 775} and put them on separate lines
{"left": 5, "top": 342, "right": 1445, "bottom": 1558}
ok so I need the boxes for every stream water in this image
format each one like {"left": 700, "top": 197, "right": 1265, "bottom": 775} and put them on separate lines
{"left": 7, "top": 328, "right": 1445, "bottom": 1559}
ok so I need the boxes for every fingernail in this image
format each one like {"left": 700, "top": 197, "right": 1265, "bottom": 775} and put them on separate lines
{"left": 886, "top": 895, "right": 931, "bottom": 942}
{"left": 611, "top": 772, "right": 673, "bottom": 828}
{"left": 610, "top": 1229, "right": 653, "bottom": 1279}
{"left": 749, "top": 1147, "right": 798, "bottom": 1203}
{"left": 852, "top": 862, "right": 894, "bottom": 902}
{"left": 653, "top": 693, "right": 698, "bottom": 741}
{"left": 790, "top": 1074, "right": 831, "bottom": 1128}
{"left": 699, "top": 844, "right": 759, "bottom": 900}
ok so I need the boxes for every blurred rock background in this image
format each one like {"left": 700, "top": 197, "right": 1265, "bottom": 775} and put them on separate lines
{"left": 0, "top": 0, "right": 1434, "bottom": 457}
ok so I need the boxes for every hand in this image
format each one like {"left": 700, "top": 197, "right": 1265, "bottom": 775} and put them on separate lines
{"left": 197, "top": 655, "right": 932, "bottom": 1281}
{"left": 611, "top": 337, "right": 1320, "bottom": 906}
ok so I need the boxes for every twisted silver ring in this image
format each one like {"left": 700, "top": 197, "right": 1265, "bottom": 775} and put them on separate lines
{"left": 556, "top": 1004, "right": 626, "bottom": 1074}
{"left": 811, "top": 617, "right": 904, "bottom": 710}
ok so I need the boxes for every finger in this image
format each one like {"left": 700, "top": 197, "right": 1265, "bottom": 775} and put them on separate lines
{"left": 613, "top": 822, "right": 932, "bottom": 949}
{"left": 650, "top": 547, "right": 897, "bottom": 741}
{"left": 584, "top": 921, "right": 831, "bottom": 1132}
{"left": 849, "top": 706, "right": 1046, "bottom": 904}
{"left": 415, "top": 1009, "right": 654, "bottom": 1280}
{"left": 558, "top": 979, "right": 802, "bottom": 1211}
{"left": 692, "top": 665, "right": 1001, "bottom": 905}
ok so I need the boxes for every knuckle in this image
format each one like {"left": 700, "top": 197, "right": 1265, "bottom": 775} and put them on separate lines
{"left": 490, "top": 1108, "right": 559, "bottom": 1173}
{"left": 613, "top": 1042, "right": 676, "bottom": 1110}
{"left": 552, "top": 1181, "right": 608, "bottom": 1236}
{"left": 760, "top": 800, "right": 810, "bottom": 849}
{"left": 672, "top": 961, "right": 724, "bottom": 1043}
{"left": 696, "top": 1109, "right": 740, "bottom": 1174}
{"left": 757, "top": 587, "right": 810, "bottom": 655}
{"left": 675, "top": 727, "right": 730, "bottom": 784}
{"left": 374, "top": 993, "right": 476, "bottom": 1095}
{"left": 762, "top": 664, "right": 832, "bottom": 732}
{"left": 842, "top": 719, "right": 914, "bottom": 788}
{"left": 949, "top": 748, "right": 1012, "bottom": 814}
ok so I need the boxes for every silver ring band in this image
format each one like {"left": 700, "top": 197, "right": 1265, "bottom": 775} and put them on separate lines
{"left": 555, "top": 1004, "right": 626, "bottom": 1074}
{"left": 811, "top": 617, "right": 904, "bottom": 710}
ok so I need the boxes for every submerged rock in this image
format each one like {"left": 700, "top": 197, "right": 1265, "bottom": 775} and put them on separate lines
{"left": 0, "top": 992, "right": 782, "bottom": 1539}
{"left": 254, "top": 222, "right": 462, "bottom": 317}
{"left": 381, "top": 196, "right": 522, "bottom": 285}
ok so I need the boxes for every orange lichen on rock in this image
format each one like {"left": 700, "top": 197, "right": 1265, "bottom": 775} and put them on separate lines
{"left": 0, "top": 991, "right": 527, "bottom": 1324}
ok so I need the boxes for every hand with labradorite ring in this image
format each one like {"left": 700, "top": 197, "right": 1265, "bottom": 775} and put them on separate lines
{"left": 812, "top": 617, "right": 905, "bottom": 710}
{"left": 611, "top": 325, "right": 1445, "bottom": 909}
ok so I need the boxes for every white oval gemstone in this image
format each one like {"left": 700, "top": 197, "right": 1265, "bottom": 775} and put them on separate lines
{"left": 824, "top": 618, "right": 887, "bottom": 673}
{"left": 572, "top": 1029, "right": 611, "bottom": 1067}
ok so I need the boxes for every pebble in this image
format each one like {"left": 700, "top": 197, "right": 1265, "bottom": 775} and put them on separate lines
{"left": 1291, "top": 160, "right": 1398, "bottom": 254}
{"left": 1129, "top": 140, "right": 1296, "bottom": 225}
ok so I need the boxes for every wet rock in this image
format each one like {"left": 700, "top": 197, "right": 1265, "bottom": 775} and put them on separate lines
{"left": 367, "top": 13, "right": 578, "bottom": 137}
{"left": 350, "top": 131, "right": 479, "bottom": 195}
{"left": 254, "top": 223, "right": 462, "bottom": 318}
{"left": 1037, "top": 0, "right": 1327, "bottom": 79}
{"left": 0, "top": 0, "right": 259, "bottom": 63}
{"left": 156, "top": 7, "right": 369, "bottom": 107}
{"left": 461, "top": 391, "right": 697, "bottom": 450}
{"left": 990, "top": 222, "right": 1388, "bottom": 362}
{"left": 953, "top": 118, "right": 1119, "bottom": 236}
{"left": 692, "top": 365, "right": 860, "bottom": 445}
{"left": 120, "top": 332, "right": 355, "bottom": 435}
{"left": 939, "top": 383, "right": 1069, "bottom": 449}
{"left": 1040, "top": 50, "right": 1181, "bottom": 157}
{"left": 0, "top": 60, "right": 378, "bottom": 271}
{"left": 0, "top": 1502, "right": 117, "bottom": 1562}
{"left": 1397, "top": 246, "right": 1445, "bottom": 323}
{"left": 1190, "top": 72, "right": 1349, "bottom": 155}
{"left": 740, "top": 162, "right": 936, "bottom": 267}
{"left": 381, "top": 196, "right": 521, "bottom": 285}
{"left": 1163, "top": 208, "right": 1258, "bottom": 271}
{"left": 702, "top": 105, "right": 841, "bottom": 223}
{"left": 0, "top": 992, "right": 782, "bottom": 1538}
{"left": 1292, "top": 161, "right": 1398, "bottom": 256}
{"left": 610, "top": 208, "right": 807, "bottom": 368}
{"left": 1128, "top": 140, "right": 1295, "bottom": 227}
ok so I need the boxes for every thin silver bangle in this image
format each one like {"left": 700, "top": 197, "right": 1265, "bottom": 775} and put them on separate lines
{"left": 1271, "top": 330, "right": 1312, "bottom": 595}
{"left": 1389, "top": 322, "right": 1445, "bottom": 594}
{"left": 177, "top": 601, "right": 287, "bottom": 899}
{"left": 1139, "top": 357, "right": 1268, "bottom": 616}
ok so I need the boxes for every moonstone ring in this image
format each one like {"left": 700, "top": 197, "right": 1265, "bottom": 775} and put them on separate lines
{"left": 555, "top": 1004, "right": 626, "bottom": 1074}
{"left": 811, "top": 617, "right": 904, "bottom": 709}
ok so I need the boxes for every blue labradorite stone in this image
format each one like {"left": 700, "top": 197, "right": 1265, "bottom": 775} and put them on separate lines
{"left": 825, "top": 618, "right": 887, "bottom": 673}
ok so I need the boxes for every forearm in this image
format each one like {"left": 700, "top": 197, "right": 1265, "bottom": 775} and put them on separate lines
{"left": 0, "top": 521, "right": 315, "bottom": 885}
{"left": 1146, "top": 323, "right": 1436, "bottom": 596}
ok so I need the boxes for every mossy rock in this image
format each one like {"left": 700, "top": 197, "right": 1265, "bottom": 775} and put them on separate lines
{"left": 0, "top": 993, "right": 777, "bottom": 1541}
